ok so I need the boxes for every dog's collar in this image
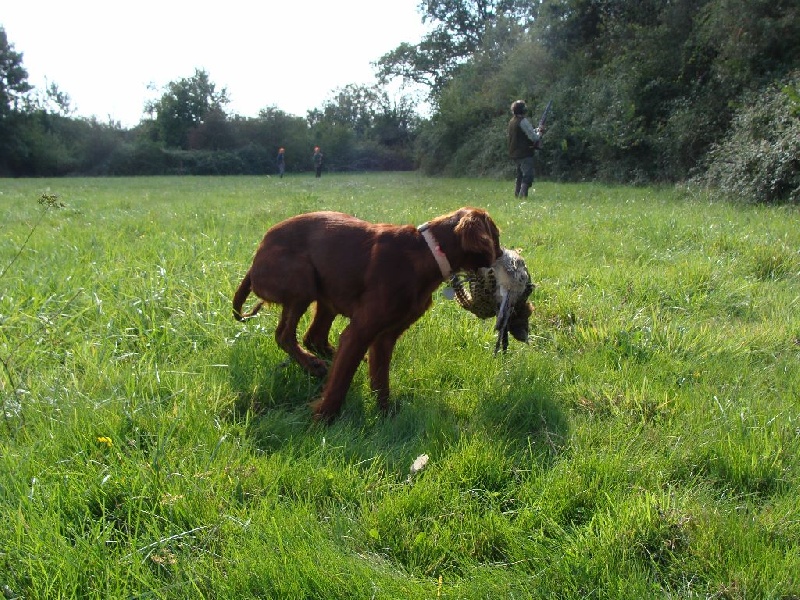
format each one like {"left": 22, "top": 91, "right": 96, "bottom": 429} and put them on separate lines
{"left": 418, "top": 223, "right": 453, "bottom": 279}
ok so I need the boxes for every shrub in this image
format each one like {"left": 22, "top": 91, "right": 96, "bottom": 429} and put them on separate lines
{"left": 107, "top": 141, "right": 170, "bottom": 175}
{"left": 701, "top": 72, "right": 800, "bottom": 204}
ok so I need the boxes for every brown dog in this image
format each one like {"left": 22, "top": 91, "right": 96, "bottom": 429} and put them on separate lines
{"left": 233, "top": 207, "right": 502, "bottom": 421}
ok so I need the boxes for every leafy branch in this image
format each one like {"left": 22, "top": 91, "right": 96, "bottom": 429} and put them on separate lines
{"left": 1, "top": 193, "right": 65, "bottom": 431}
{"left": 0, "top": 193, "right": 64, "bottom": 279}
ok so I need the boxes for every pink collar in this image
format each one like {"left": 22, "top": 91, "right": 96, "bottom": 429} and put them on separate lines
{"left": 418, "top": 223, "right": 452, "bottom": 279}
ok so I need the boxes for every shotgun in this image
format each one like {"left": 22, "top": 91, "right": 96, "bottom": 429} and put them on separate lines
{"left": 533, "top": 100, "right": 551, "bottom": 149}
{"left": 538, "top": 100, "right": 552, "bottom": 130}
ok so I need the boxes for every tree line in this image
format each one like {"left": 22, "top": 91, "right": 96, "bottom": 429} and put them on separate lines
{"left": 379, "top": 0, "right": 798, "bottom": 202}
{"left": 0, "top": 30, "right": 418, "bottom": 178}
{"left": 2, "top": 0, "right": 799, "bottom": 202}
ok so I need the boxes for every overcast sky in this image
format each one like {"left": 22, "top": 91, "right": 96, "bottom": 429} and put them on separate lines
{"left": 3, "top": 0, "right": 431, "bottom": 127}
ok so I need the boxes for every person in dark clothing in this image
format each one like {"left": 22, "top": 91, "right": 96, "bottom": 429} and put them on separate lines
{"left": 277, "top": 147, "right": 285, "bottom": 178}
{"left": 313, "top": 146, "right": 323, "bottom": 178}
{"left": 507, "top": 100, "right": 543, "bottom": 198}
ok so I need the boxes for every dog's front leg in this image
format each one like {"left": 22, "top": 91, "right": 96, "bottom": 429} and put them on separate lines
{"left": 368, "top": 330, "right": 402, "bottom": 414}
{"left": 310, "top": 323, "right": 372, "bottom": 422}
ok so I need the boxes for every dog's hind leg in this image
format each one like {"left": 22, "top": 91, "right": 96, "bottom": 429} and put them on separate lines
{"left": 303, "top": 302, "right": 337, "bottom": 359}
{"left": 275, "top": 302, "right": 329, "bottom": 378}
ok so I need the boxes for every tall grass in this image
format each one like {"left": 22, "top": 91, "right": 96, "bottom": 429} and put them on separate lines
{"left": 1, "top": 174, "right": 798, "bottom": 598}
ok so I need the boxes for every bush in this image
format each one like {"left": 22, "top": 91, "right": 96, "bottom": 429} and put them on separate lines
{"left": 448, "top": 119, "right": 508, "bottom": 177}
{"left": 701, "top": 73, "right": 800, "bottom": 204}
{"left": 107, "top": 142, "right": 170, "bottom": 175}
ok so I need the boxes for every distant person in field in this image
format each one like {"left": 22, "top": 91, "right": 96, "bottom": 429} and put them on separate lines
{"left": 507, "top": 100, "right": 543, "bottom": 198}
{"left": 276, "top": 147, "right": 286, "bottom": 178}
{"left": 313, "top": 146, "right": 323, "bottom": 178}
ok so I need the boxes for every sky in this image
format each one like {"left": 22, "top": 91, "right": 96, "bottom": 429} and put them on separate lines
{"left": 3, "top": 0, "right": 431, "bottom": 127}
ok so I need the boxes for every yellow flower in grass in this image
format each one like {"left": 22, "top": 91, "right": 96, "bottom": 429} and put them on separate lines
{"left": 97, "top": 436, "right": 113, "bottom": 448}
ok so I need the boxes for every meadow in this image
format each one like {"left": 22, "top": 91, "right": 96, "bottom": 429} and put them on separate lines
{"left": 1, "top": 173, "right": 798, "bottom": 599}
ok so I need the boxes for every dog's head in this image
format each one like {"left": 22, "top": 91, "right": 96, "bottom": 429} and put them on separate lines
{"left": 508, "top": 296, "right": 534, "bottom": 343}
{"left": 436, "top": 207, "right": 501, "bottom": 271}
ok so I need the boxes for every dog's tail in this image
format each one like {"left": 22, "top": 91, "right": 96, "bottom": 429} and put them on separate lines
{"left": 233, "top": 271, "right": 265, "bottom": 321}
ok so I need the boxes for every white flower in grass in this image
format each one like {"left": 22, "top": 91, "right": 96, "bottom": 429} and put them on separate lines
{"left": 409, "top": 454, "right": 429, "bottom": 477}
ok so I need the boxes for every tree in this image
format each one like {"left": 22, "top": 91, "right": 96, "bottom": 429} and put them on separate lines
{"left": 692, "top": 0, "right": 800, "bottom": 90}
{"left": 187, "top": 105, "right": 235, "bottom": 151}
{"left": 371, "top": 95, "right": 419, "bottom": 148}
{"left": 0, "top": 27, "right": 34, "bottom": 174}
{"left": 375, "top": 0, "right": 535, "bottom": 96}
{"left": 0, "top": 27, "right": 31, "bottom": 117}
{"left": 26, "top": 81, "right": 74, "bottom": 117}
{"left": 145, "top": 69, "right": 230, "bottom": 149}
{"left": 307, "top": 104, "right": 357, "bottom": 171}
{"left": 305, "top": 84, "right": 419, "bottom": 171}
{"left": 313, "top": 84, "right": 385, "bottom": 138}
{"left": 409, "top": 0, "right": 800, "bottom": 183}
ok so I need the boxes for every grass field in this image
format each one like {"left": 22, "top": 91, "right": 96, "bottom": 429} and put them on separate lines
{"left": 1, "top": 173, "right": 799, "bottom": 599}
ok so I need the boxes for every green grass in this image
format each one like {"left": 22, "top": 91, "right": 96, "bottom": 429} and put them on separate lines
{"left": 1, "top": 173, "right": 799, "bottom": 598}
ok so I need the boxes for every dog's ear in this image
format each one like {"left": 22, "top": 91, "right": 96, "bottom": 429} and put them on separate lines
{"left": 454, "top": 209, "right": 499, "bottom": 258}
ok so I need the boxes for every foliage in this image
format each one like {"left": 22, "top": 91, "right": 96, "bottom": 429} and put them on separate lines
{"left": 692, "top": 0, "right": 800, "bottom": 91}
{"left": 23, "top": 80, "right": 74, "bottom": 117}
{"left": 144, "top": 69, "right": 231, "bottom": 149}
{"left": 1, "top": 175, "right": 799, "bottom": 598}
{"left": 224, "top": 109, "right": 313, "bottom": 175}
{"left": 413, "top": 23, "right": 545, "bottom": 176}
{"left": 306, "top": 84, "right": 418, "bottom": 172}
{"left": 0, "top": 26, "right": 32, "bottom": 175}
{"left": 376, "top": 0, "right": 536, "bottom": 95}
{"left": 0, "top": 192, "right": 64, "bottom": 430}
{"left": 4, "top": 0, "right": 800, "bottom": 183}
{"left": 0, "top": 29, "right": 418, "bottom": 177}
{"left": 308, "top": 84, "right": 384, "bottom": 139}
{"left": 700, "top": 72, "right": 800, "bottom": 203}
{"left": 0, "top": 112, "right": 131, "bottom": 177}
{"left": 0, "top": 26, "right": 31, "bottom": 116}
{"left": 403, "top": 0, "right": 800, "bottom": 184}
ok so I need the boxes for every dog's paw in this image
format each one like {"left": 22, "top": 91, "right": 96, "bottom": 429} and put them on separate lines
{"left": 378, "top": 399, "right": 399, "bottom": 418}
{"left": 305, "top": 340, "right": 335, "bottom": 360}
{"left": 309, "top": 398, "right": 338, "bottom": 424}
{"left": 297, "top": 356, "right": 328, "bottom": 378}
{"left": 306, "top": 358, "right": 329, "bottom": 379}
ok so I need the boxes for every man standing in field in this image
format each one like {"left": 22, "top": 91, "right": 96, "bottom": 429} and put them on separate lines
{"left": 313, "top": 146, "right": 323, "bottom": 178}
{"left": 507, "top": 100, "right": 543, "bottom": 198}
{"left": 277, "top": 147, "right": 285, "bottom": 178}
